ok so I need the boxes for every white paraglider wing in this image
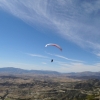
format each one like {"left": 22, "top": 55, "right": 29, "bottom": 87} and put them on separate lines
{"left": 45, "top": 43, "right": 62, "bottom": 51}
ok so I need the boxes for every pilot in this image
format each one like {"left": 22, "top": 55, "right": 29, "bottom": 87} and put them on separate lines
{"left": 51, "top": 59, "right": 53, "bottom": 62}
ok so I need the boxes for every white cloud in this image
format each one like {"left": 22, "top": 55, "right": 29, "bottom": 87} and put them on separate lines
{"left": 42, "top": 62, "right": 47, "bottom": 64}
{"left": 27, "top": 53, "right": 49, "bottom": 58}
{"left": 96, "top": 53, "right": 100, "bottom": 57}
{"left": 46, "top": 52, "right": 83, "bottom": 62}
{"left": 55, "top": 54, "right": 83, "bottom": 62}
{"left": 58, "top": 62, "right": 100, "bottom": 72}
{"left": 0, "top": 0, "right": 100, "bottom": 55}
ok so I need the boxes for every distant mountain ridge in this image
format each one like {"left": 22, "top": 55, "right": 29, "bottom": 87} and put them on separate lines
{"left": 64, "top": 71, "right": 100, "bottom": 79}
{"left": 64, "top": 71, "right": 100, "bottom": 76}
{"left": 0, "top": 67, "right": 100, "bottom": 79}
{"left": 0, "top": 67, "right": 60, "bottom": 75}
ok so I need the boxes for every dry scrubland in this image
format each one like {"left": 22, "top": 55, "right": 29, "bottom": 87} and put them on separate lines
{"left": 0, "top": 74, "right": 100, "bottom": 100}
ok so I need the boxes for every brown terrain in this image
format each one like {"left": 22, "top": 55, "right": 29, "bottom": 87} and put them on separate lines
{"left": 0, "top": 68, "right": 100, "bottom": 100}
{"left": 0, "top": 75, "right": 80, "bottom": 100}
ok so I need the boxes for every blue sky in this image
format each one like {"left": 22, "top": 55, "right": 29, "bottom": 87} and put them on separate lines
{"left": 0, "top": 0, "right": 100, "bottom": 72}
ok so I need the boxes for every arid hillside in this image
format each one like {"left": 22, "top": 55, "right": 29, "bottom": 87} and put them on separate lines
{"left": 0, "top": 74, "right": 100, "bottom": 100}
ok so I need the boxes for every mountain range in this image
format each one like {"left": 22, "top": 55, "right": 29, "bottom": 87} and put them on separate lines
{"left": 0, "top": 67, "right": 100, "bottom": 79}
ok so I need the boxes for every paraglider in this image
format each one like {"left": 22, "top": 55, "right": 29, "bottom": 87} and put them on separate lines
{"left": 51, "top": 59, "right": 53, "bottom": 62}
{"left": 45, "top": 43, "right": 62, "bottom": 62}
{"left": 45, "top": 43, "right": 62, "bottom": 51}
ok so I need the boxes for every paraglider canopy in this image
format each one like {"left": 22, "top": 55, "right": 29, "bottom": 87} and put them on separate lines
{"left": 45, "top": 43, "right": 62, "bottom": 62}
{"left": 45, "top": 43, "right": 62, "bottom": 51}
